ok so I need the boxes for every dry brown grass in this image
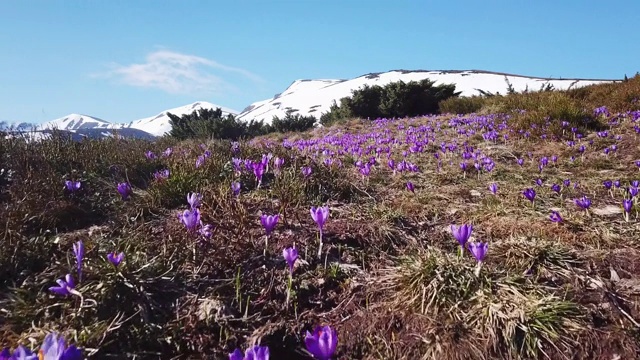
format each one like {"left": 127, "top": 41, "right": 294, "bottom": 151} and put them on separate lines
{"left": 2, "top": 85, "right": 640, "bottom": 358}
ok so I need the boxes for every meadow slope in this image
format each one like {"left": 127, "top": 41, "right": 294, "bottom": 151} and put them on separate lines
{"left": 2, "top": 87, "right": 640, "bottom": 359}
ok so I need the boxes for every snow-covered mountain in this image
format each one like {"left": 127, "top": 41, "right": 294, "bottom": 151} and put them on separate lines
{"left": 36, "top": 101, "right": 237, "bottom": 138}
{"left": 125, "top": 101, "right": 238, "bottom": 137}
{"left": 32, "top": 69, "right": 618, "bottom": 138}
{"left": 40, "top": 113, "right": 117, "bottom": 131}
{"left": 4, "top": 128, "right": 157, "bottom": 142}
{"left": 237, "top": 70, "right": 616, "bottom": 123}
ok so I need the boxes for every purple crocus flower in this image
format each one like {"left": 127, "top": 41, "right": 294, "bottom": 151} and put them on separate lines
{"left": 359, "top": 163, "right": 371, "bottom": 177}
{"left": 603, "top": 180, "right": 612, "bottom": 189}
{"left": 145, "top": 150, "right": 156, "bottom": 160}
{"left": 522, "top": 188, "right": 536, "bottom": 203}
{"left": 229, "top": 345, "right": 270, "bottom": 360}
{"left": 64, "top": 180, "right": 81, "bottom": 192}
{"left": 305, "top": 325, "right": 338, "bottom": 360}
{"left": 107, "top": 251, "right": 124, "bottom": 267}
{"left": 468, "top": 242, "right": 489, "bottom": 262}
{"left": 274, "top": 157, "right": 285, "bottom": 172}
{"left": 39, "top": 333, "right": 82, "bottom": 360}
{"left": 488, "top": 183, "right": 498, "bottom": 195}
{"left": 49, "top": 274, "right": 75, "bottom": 296}
{"left": 260, "top": 214, "right": 279, "bottom": 236}
{"left": 549, "top": 210, "right": 563, "bottom": 223}
{"left": 253, "top": 163, "right": 265, "bottom": 186}
{"left": 1, "top": 345, "right": 36, "bottom": 360}
{"left": 283, "top": 247, "right": 298, "bottom": 273}
{"left": 187, "top": 192, "right": 202, "bottom": 209}
{"left": 630, "top": 187, "right": 639, "bottom": 198}
{"left": 162, "top": 147, "right": 173, "bottom": 157}
{"left": 311, "top": 206, "right": 330, "bottom": 258}
{"left": 594, "top": 106, "right": 610, "bottom": 118}
{"left": 153, "top": 169, "right": 170, "bottom": 181}
{"left": 406, "top": 181, "right": 414, "bottom": 193}
{"left": 199, "top": 223, "right": 214, "bottom": 239}
{"left": 310, "top": 206, "right": 330, "bottom": 232}
{"left": 387, "top": 159, "right": 395, "bottom": 171}
{"left": 623, "top": 199, "right": 633, "bottom": 213}
{"left": 451, "top": 224, "right": 473, "bottom": 249}
{"left": 516, "top": 158, "right": 524, "bottom": 166}
{"left": 302, "top": 166, "right": 313, "bottom": 178}
{"left": 231, "top": 182, "right": 241, "bottom": 196}
{"left": 117, "top": 182, "right": 132, "bottom": 201}
{"left": 551, "top": 183, "right": 561, "bottom": 193}
{"left": 179, "top": 209, "right": 201, "bottom": 232}
{"left": 72, "top": 240, "right": 84, "bottom": 281}
{"left": 614, "top": 180, "right": 621, "bottom": 188}
{"left": 574, "top": 196, "right": 592, "bottom": 210}
{"left": 563, "top": 179, "right": 571, "bottom": 187}
{"left": 535, "top": 178, "right": 543, "bottom": 187}
{"left": 231, "top": 141, "right": 240, "bottom": 154}
{"left": 232, "top": 158, "right": 243, "bottom": 174}
{"left": 196, "top": 155, "right": 205, "bottom": 169}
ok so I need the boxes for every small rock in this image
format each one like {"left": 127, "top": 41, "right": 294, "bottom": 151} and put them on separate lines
{"left": 610, "top": 268, "right": 620, "bottom": 282}
{"left": 592, "top": 205, "right": 622, "bottom": 216}
{"left": 470, "top": 190, "right": 481, "bottom": 197}
{"left": 197, "top": 298, "right": 233, "bottom": 322}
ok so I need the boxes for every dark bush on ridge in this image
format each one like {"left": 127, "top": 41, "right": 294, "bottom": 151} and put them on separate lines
{"left": 168, "top": 107, "right": 317, "bottom": 140}
{"left": 269, "top": 110, "right": 317, "bottom": 133}
{"left": 320, "top": 79, "right": 460, "bottom": 123}
{"left": 168, "top": 108, "right": 268, "bottom": 140}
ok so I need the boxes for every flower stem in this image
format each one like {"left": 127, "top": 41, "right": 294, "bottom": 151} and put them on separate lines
{"left": 264, "top": 234, "right": 268, "bottom": 256}
{"left": 317, "top": 230, "right": 324, "bottom": 259}
{"left": 285, "top": 272, "right": 292, "bottom": 309}
{"left": 474, "top": 262, "right": 483, "bottom": 277}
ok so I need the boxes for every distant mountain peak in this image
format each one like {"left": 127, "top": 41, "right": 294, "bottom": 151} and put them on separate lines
{"left": 125, "top": 101, "right": 238, "bottom": 137}
{"left": 236, "top": 69, "right": 618, "bottom": 123}
{"left": 36, "top": 101, "right": 238, "bottom": 138}
{"left": 33, "top": 69, "right": 619, "bottom": 139}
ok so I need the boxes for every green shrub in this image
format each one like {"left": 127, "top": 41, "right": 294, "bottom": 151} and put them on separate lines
{"left": 320, "top": 79, "right": 459, "bottom": 123}
{"left": 270, "top": 110, "right": 316, "bottom": 133}
{"left": 168, "top": 108, "right": 269, "bottom": 140}
{"left": 319, "top": 101, "right": 354, "bottom": 126}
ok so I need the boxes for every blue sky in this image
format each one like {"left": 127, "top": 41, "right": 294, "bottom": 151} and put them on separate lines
{"left": 1, "top": 0, "right": 639, "bottom": 125}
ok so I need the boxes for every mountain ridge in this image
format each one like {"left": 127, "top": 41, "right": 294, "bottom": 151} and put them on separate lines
{"left": 32, "top": 69, "right": 621, "bottom": 138}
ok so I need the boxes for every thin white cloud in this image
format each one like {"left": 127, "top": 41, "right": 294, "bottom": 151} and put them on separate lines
{"left": 95, "top": 50, "right": 263, "bottom": 94}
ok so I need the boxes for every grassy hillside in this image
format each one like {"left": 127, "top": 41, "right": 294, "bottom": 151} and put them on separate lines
{"left": 1, "top": 78, "right": 640, "bottom": 359}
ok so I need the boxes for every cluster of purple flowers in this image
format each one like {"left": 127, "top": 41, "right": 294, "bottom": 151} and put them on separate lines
{"left": 229, "top": 325, "right": 338, "bottom": 360}
{"left": 1, "top": 333, "right": 82, "bottom": 360}
{"left": 39, "top": 106, "right": 640, "bottom": 357}
{"left": 451, "top": 224, "right": 488, "bottom": 264}
{"left": 178, "top": 192, "right": 214, "bottom": 239}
